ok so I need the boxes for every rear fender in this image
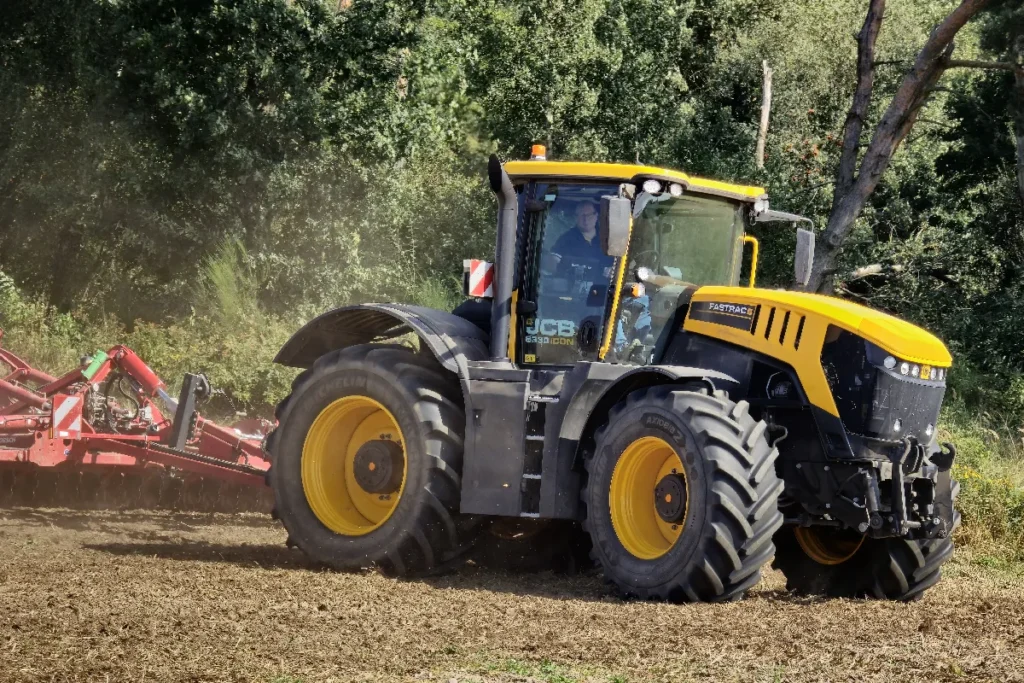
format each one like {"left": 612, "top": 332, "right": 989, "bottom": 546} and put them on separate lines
{"left": 274, "top": 304, "right": 490, "bottom": 377}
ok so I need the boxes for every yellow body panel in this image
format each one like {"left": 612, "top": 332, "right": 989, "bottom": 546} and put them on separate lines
{"left": 743, "top": 235, "right": 759, "bottom": 288}
{"left": 508, "top": 289, "right": 518, "bottom": 360}
{"left": 684, "top": 287, "right": 952, "bottom": 417}
{"left": 503, "top": 160, "right": 766, "bottom": 201}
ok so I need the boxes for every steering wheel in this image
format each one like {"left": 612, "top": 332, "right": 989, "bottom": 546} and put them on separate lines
{"left": 628, "top": 249, "right": 660, "bottom": 272}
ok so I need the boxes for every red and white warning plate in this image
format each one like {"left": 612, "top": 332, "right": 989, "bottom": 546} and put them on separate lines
{"left": 51, "top": 394, "right": 83, "bottom": 439}
{"left": 463, "top": 259, "right": 494, "bottom": 298}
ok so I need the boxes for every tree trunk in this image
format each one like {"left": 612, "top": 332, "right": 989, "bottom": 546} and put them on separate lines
{"left": 809, "top": 0, "right": 993, "bottom": 293}
{"left": 756, "top": 61, "right": 773, "bottom": 169}
{"left": 1014, "top": 45, "right": 1024, "bottom": 211}
{"left": 833, "top": 0, "right": 885, "bottom": 205}
{"left": 1015, "top": 103, "right": 1024, "bottom": 212}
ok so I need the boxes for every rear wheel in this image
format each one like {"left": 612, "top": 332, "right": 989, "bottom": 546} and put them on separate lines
{"left": 581, "top": 386, "right": 783, "bottom": 602}
{"left": 266, "top": 344, "right": 478, "bottom": 576}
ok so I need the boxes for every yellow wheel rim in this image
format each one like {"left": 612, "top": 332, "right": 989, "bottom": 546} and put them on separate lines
{"left": 301, "top": 395, "right": 406, "bottom": 536}
{"left": 609, "top": 436, "right": 688, "bottom": 560}
{"left": 794, "top": 526, "right": 865, "bottom": 565}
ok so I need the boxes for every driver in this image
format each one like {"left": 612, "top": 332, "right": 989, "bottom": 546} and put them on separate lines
{"left": 549, "top": 200, "right": 615, "bottom": 278}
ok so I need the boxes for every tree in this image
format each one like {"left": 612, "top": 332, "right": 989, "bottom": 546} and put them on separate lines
{"left": 808, "top": 0, "right": 994, "bottom": 292}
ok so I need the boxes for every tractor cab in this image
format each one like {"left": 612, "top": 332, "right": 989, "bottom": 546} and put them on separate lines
{"left": 496, "top": 147, "right": 812, "bottom": 368}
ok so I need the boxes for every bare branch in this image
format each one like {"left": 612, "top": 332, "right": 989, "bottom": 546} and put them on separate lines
{"left": 849, "top": 263, "right": 905, "bottom": 279}
{"left": 1013, "top": 39, "right": 1024, "bottom": 210}
{"left": 834, "top": 0, "right": 886, "bottom": 207}
{"left": 755, "top": 61, "right": 773, "bottom": 169}
{"left": 946, "top": 59, "right": 1016, "bottom": 71}
{"left": 916, "top": 118, "right": 956, "bottom": 129}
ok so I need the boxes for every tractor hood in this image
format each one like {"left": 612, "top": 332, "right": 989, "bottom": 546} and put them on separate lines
{"left": 690, "top": 287, "right": 952, "bottom": 367}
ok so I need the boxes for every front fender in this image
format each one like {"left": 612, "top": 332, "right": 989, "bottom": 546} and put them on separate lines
{"left": 538, "top": 363, "right": 737, "bottom": 519}
{"left": 559, "top": 364, "right": 737, "bottom": 446}
{"left": 274, "top": 304, "right": 490, "bottom": 376}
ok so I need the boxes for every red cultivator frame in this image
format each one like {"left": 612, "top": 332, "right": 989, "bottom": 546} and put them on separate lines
{"left": 0, "top": 330, "right": 272, "bottom": 510}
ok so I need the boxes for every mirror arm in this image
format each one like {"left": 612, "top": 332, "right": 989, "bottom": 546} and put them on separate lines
{"left": 753, "top": 208, "right": 815, "bottom": 231}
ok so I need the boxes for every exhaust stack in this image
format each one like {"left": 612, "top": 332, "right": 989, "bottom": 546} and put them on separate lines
{"left": 487, "top": 154, "right": 517, "bottom": 362}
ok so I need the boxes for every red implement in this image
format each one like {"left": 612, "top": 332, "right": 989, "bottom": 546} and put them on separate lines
{"left": 0, "top": 329, "right": 272, "bottom": 510}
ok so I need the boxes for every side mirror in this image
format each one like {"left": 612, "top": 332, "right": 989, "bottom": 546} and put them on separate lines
{"left": 600, "top": 196, "right": 631, "bottom": 257}
{"left": 795, "top": 228, "right": 815, "bottom": 287}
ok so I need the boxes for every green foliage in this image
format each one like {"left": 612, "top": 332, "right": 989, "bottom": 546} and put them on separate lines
{"left": 1, "top": 0, "right": 1023, "bottom": 555}
{"left": 200, "top": 239, "right": 260, "bottom": 326}
{"left": 942, "top": 400, "right": 1024, "bottom": 563}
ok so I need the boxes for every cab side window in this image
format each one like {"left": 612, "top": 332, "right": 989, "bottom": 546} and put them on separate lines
{"left": 520, "top": 183, "right": 619, "bottom": 366}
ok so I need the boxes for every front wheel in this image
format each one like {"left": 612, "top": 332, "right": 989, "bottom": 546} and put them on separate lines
{"left": 581, "top": 386, "right": 784, "bottom": 602}
{"left": 773, "top": 478, "right": 960, "bottom": 601}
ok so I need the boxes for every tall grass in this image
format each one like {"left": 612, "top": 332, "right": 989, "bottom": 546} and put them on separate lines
{"left": 941, "top": 400, "right": 1024, "bottom": 564}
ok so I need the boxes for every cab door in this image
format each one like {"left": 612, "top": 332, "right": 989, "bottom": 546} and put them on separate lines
{"left": 516, "top": 180, "right": 622, "bottom": 366}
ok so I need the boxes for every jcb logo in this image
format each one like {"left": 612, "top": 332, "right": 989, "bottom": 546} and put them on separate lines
{"left": 525, "top": 319, "right": 576, "bottom": 338}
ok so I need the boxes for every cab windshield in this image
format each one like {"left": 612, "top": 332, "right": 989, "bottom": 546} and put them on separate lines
{"left": 610, "top": 192, "right": 747, "bottom": 365}
{"left": 628, "top": 192, "right": 745, "bottom": 287}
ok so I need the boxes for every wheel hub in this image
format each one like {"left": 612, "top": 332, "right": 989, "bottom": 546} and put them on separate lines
{"left": 654, "top": 474, "right": 687, "bottom": 523}
{"left": 609, "top": 436, "right": 687, "bottom": 560}
{"left": 353, "top": 440, "right": 404, "bottom": 494}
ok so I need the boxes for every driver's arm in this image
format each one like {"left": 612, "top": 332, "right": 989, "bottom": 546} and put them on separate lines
{"left": 543, "top": 231, "right": 575, "bottom": 274}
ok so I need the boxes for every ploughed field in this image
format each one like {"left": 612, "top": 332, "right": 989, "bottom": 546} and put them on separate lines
{"left": 0, "top": 508, "right": 1021, "bottom": 683}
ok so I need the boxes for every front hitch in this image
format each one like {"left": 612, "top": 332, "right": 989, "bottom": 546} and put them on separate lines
{"left": 931, "top": 441, "right": 956, "bottom": 471}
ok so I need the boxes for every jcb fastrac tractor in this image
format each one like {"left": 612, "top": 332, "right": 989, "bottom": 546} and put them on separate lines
{"left": 265, "top": 147, "right": 958, "bottom": 602}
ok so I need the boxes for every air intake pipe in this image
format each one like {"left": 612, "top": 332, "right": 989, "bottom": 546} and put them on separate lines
{"left": 487, "top": 154, "right": 518, "bottom": 361}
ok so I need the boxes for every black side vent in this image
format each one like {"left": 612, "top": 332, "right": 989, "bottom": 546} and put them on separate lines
{"left": 793, "top": 315, "right": 806, "bottom": 350}
{"left": 778, "top": 311, "right": 791, "bottom": 345}
{"left": 749, "top": 304, "right": 762, "bottom": 335}
{"left": 763, "top": 307, "right": 776, "bottom": 340}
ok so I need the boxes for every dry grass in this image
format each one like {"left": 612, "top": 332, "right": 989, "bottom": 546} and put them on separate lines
{"left": 1, "top": 509, "right": 1022, "bottom": 683}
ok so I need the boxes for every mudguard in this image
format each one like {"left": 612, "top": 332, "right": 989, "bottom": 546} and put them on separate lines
{"left": 273, "top": 304, "right": 490, "bottom": 376}
{"left": 537, "top": 363, "right": 738, "bottom": 519}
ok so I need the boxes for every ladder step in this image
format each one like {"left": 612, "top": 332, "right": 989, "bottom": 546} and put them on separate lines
{"left": 528, "top": 395, "right": 560, "bottom": 403}
{"left": 519, "top": 512, "right": 541, "bottom": 518}
{"left": 525, "top": 435, "right": 545, "bottom": 441}
{"left": 522, "top": 473, "right": 542, "bottom": 480}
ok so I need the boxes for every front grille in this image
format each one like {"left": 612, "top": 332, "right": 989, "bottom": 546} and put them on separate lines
{"left": 820, "top": 327, "right": 945, "bottom": 443}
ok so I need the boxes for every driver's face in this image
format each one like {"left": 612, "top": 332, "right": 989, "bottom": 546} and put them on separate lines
{"left": 575, "top": 203, "right": 598, "bottom": 232}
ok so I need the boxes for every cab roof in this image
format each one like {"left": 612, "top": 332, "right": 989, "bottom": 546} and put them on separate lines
{"left": 502, "top": 160, "right": 767, "bottom": 203}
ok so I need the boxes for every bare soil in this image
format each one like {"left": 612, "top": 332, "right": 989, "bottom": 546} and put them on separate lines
{"left": 0, "top": 508, "right": 1021, "bottom": 683}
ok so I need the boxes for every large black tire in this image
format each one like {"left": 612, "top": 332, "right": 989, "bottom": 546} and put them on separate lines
{"left": 581, "top": 386, "right": 784, "bottom": 602}
{"left": 772, "top": 479, "right": 960, "bottom": 601}
{"left": 265, "top": 344, "right": 478, "bottom": 576}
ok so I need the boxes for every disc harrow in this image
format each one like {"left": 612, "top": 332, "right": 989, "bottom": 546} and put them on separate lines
{"left": 0, "top": 330, "right": 273, "bottom": 513}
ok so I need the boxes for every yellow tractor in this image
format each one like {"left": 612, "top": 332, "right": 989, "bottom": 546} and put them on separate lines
{"left": 264, "top": 148, "right": 957, "bottom": 601}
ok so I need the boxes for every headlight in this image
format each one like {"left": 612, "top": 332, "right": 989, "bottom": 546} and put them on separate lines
{"left": 887, "top": 354, "right": 947, "bottom": 381}
{"left": 668, "top": 183, "right": 684, "bottom": 197}
{"left": 642, "top": 179, "right": 662, "bottom": 194}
